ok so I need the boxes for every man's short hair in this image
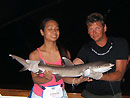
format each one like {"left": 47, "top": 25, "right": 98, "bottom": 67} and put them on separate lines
{"left": 86, "top": 12, "right": 105, "bottom": 26}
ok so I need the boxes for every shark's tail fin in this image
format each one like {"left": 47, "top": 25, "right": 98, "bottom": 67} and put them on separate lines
{"left": 9, "top": 54, "right": 40, "bottom": 73}
{"left": 19, "top": 67, "right": 28, "bottom": 72}
{"left": 9, "top": 54, "right": 30, "bottom": 68}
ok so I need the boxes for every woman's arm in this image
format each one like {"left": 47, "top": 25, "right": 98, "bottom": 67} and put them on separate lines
{"left": 31, "top": 71, "right": 52, "bottom": 84}
{"left": 29, "top": 50, "right": 52, "bottom": 84}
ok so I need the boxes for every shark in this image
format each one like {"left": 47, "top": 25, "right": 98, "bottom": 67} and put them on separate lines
{"left": 9, "top": 54, "right": 114, "bottom": 79}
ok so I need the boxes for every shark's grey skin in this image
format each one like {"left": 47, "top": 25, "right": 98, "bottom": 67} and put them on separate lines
{"left": 9, "top": 54, "right": 114, "bottom": 78}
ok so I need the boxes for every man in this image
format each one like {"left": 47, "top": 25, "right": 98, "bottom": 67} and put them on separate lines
{"left": 73, "top": 12, "right": 129, "bottom": 98}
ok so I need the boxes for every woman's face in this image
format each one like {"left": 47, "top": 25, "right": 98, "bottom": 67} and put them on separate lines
{"left": 42, "top": 20, "right": 60, "bottom": 42}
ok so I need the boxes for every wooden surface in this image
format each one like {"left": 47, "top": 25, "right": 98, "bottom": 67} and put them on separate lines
{"left": 0, "top": 88, "right": 130, "bottom": 98}
{"left": 0, "top": 89, "right": 30, "bottom": 97}
{"left": 0, "top": 89, "right": 83, "bottom": 98}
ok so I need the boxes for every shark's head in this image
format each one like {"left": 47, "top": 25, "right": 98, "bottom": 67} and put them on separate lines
{"left": 91, "top": 63, "right": 114, "bottom": 73}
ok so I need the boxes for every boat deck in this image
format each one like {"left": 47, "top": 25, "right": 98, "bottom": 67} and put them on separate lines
{"left": 0, "top": 88, "right": 130, "bottom": 98}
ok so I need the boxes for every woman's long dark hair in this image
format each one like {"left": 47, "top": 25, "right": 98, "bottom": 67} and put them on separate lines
{"left": 56, "top": 40, "right": 69, "bottom": 64}
{"left": 40, "top": 17, "right": 69, "bottom": 64}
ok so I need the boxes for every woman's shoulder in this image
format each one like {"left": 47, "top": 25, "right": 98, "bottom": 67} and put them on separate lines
{"left": 29, "top": 49, "right": 40, "bottom": 60}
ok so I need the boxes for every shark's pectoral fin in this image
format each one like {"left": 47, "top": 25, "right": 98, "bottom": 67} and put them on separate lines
{"left": 35, "top": 70, "right": 43, "bottom": 74}
{"left": 83, "top": 69, "right": 91, "bottom": 77}
{"left": 54, "top": 74, "right": 62, "bottom": 82}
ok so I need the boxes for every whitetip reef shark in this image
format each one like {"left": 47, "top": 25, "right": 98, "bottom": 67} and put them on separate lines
{"left": 9, "top": 54, "right": 114, "bottom": 80}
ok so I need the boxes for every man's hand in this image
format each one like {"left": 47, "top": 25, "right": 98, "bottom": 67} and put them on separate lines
{"left": 77, "top": 76, "right": 93, "bottom": 83}
{"left": 73, "top": 76, "right": 93, "bottom": 85}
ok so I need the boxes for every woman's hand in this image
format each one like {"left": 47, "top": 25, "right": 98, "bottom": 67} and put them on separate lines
{"left": 44, "top": 70, "right": 53, "bottom": 81}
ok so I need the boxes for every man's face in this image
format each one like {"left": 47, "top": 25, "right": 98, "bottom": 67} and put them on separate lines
{"left": 87, "top": 21, "right": 106, "bottom": 42}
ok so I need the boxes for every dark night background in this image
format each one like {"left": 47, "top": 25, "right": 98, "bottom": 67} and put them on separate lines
{"left": 0, "top": 0, "right": 130, "bottom": 95}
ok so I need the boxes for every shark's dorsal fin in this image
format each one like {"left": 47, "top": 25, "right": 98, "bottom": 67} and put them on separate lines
{"left": 62, "top": 57, "right": 74, "bottom": 66}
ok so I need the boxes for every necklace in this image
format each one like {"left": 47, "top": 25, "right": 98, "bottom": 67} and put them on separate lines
{"left": 91, "top": 42, "right": 113, "bottom": 56}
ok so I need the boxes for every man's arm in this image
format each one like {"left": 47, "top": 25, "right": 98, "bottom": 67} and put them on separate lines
{"left": 73, "top": 58, "right": 128, "bottom": 81}
{"left": 100, "top": 60, "right": 128, "bottom": 81}
{"left": 73, "top": 58, "right": 84, "bottom": 65}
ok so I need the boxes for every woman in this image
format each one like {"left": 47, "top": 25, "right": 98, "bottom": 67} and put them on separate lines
{"left": 28, "top": 18, "right": 70, "bottom": 98}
